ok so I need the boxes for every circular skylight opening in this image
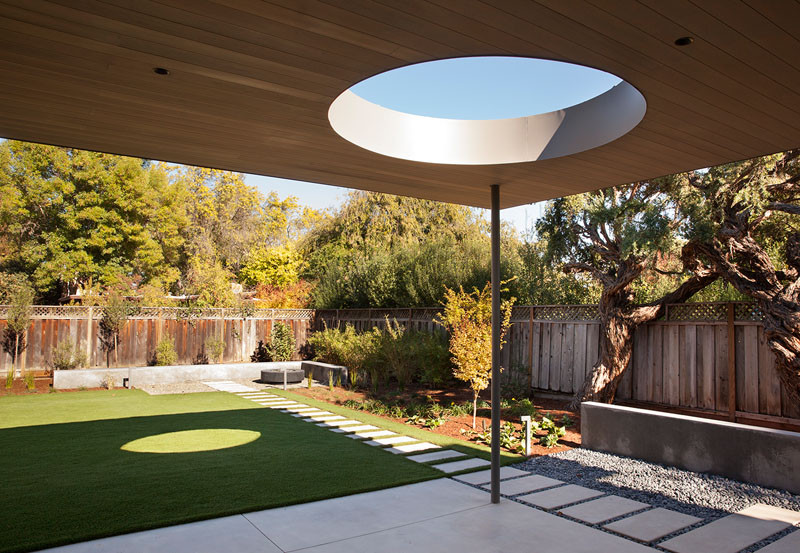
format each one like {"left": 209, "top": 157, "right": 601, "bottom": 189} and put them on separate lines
{"left": 329, "top": 57, "right": 646, "bottom": 165}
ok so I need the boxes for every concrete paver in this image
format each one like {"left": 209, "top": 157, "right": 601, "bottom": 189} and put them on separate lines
{"left": 605, "top": 508, "right": 702, "bottom": 543}
{"left": 454, "top": 467, "right": 528, "bottom": 485}
{"left": 304, "top": 415, "right": 343, "bottom": 421}
{"left": 659, "top": 504, "right": 797, "bottom": 553}
{"left": 756, "top": 530, "right": 800, "bottom": 553}
{"left": 330, "top": 425, "right": 378, "bottom": 433}
{"left": 431, "top": 457, "right": 490, "bottom": 473}
{"left": 346, "top": 430, "right": 396, "bottom": 439}
{"left": 518, "top": 484, "right": 604, "bottom": 510}
{"left": 291, "top": 411, "right": 330, "bottom": 417}
{"left": 386, "top": 442, "right": 439, "bottom": 454}
{"left": 316, "top": 419, "right": 364, "bottom": 428}
{"left": 482, "top": 474, "right": 563, "bottom": 496}
{"left": 203, "top": 381, "right": 258, "bottom": 393}
{"left": 364, "top": 436, "right": 417, "bottom": 446}
{"left": 560, "top": 496, "right": 649, "bottom": 524}
{"left": 407, "top": 449, "right": 467, "bottom": 463}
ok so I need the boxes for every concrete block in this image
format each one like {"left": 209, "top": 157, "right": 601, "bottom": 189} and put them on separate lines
{"left": 301, "top": 361, "right": 349, "bottom": 385}
{"left": 431, "top": 458, "right": 490, "bottom": 473}
{"left": 453, "top": 467, "right": 528, "bottom": 485}
{"left": 560, "top": 496, "right": 649, "bottom": 524}
{"left": 518, "top": 484, "right": 603, "bottom": 509}
{"left": 407, "top": 450, "right": 467, "bottom": 463}
{"left": 481, "top": 474, "right": 563, "bottom": 496}
{"left": 604, "top": 508, "right": 701, "bottom": 542}
{"left": 581, "top": 402, "right": 800, "bottom": 494}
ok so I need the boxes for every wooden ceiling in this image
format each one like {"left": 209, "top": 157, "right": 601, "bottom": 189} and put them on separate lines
{"left": 0, "top": 0, "right": 799, "bottom": 208}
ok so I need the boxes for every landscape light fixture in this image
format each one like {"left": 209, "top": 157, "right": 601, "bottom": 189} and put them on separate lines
{"left": 674, "top": 37, "right": 694, "bottom": 46}
{"left": 153, "top": 67, "right": 170, "bottom": 75}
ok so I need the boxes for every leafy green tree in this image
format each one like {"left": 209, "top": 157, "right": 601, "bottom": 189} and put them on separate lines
{"left": 99, "top": 291, "right": 137, "bottom": 367}
{"left": 268, "top": 322, "right": 296, "bottom": 362}
{"left": 240, "top": 245, "right": 302, "bottom": 287}
{"left": 0, "top": 141, "right": 188, "bottom": 299}
{"left": 682, "top": 151, "right": 800, "bottom": 404}
{"left": 437, "top": 283, "right": 514, "bottom": 428}
{"left": 538, "top": 180, "right": 716, "bottom": 406}
{"left": 516, "top": 237, "right": 599, "bottom": 305}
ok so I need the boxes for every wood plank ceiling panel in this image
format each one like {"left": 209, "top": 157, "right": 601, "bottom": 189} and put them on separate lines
{"left": 0, "top": 0, "right": 798, "bottom": 208}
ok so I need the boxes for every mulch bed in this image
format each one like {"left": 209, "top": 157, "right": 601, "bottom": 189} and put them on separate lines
{"left": 291, "top": 385, "right": 581, "bottom": 457}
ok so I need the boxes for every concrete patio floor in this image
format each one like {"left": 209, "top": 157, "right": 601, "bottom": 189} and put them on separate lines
{"left": 38, "top": 478, "right": 657, "bottom": 553}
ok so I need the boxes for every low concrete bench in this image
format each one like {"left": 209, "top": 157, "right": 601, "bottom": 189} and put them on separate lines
{"left": 301, "top": 361, "right": 349, "bottom": 384}
{"left": 581, "top": 402, "right": 800, "bottom": 494}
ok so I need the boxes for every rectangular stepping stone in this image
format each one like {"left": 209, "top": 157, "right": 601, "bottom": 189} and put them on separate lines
{"left": 660, "top": 504, "right": 798, "bottom": 553}
{"left": 329, "top": 425, "right": 378, "bottom": 434}
{"left": 294, "top": 411, "right": 332, "bottom": 418}
{"left": 454, "top": 467, "right": 528, "bottom": 485}
{"left": 386, "top": 442, "right": 440, "bottom": 454}
{"left": 364, "top": 436, "right": 417, "bottom": 446}
{"left": 307, "top": 414, "right": 343, "bottom": 421}
{"left": 481, "top": 474, "right": 563, "bottom": 496}
{"left": 286, "top": 407, "right": 317, "bottom": 412}
{"left": 560, "top": 496, "right": 649, "bottom": 524}
{"left": 407, "top": 449, "right": 467, "bottom": 463}
{"left": 257, "top": 401, "right": 295, "bottom": 406}
{"left": 203, "top": 381, "right": 257, "bottom": 392}
{"left": 757, "top": 529, "right": 800, "bottom": 553}
{"left": 316, "top": 419, "right": 364, "bottom": 427}
{"left": 346, "top": 430, "right": 396, "bottom": 439}
{"left": 605, "top": 508, "right": 701, "bottom": 543}
{"left": 431, "top": 457, "right": 490, "bottom": 473}
{"left": 268, "top": 403, "right": 303, "bottom": 409}
{"left": 519, "top": 484, "right": 604, "bottom": 510}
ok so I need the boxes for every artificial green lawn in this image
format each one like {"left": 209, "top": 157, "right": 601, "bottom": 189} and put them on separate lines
{"left": 0, "top": 390, "right": 440, "bottom": 553}
{"left": 271, "top": 389, "right": 524, "bottom": 468}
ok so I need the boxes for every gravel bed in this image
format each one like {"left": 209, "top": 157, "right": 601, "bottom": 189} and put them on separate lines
{"left": 514, "top": 449, "right": 800, "bottom": 520}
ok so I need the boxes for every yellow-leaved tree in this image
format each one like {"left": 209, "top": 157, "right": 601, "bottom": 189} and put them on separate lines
{"left": 438, "top": 283, "right": 513, "bottom": 428}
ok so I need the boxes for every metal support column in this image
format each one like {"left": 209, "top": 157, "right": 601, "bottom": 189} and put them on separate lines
{"left": 490, "top": 184, "right": 501, "bottom": 504}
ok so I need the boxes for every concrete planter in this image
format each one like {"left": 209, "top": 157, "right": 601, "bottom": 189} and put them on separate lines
{"left": 581, "top": 402, "right": 800, "bottom": 494}
{"left": 53, "top": 361, "right": 301, "bottom": 390}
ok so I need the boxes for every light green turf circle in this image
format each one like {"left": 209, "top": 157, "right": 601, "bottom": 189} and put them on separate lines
{"left": 121, "top": 429, "right": 261, "bottom": 454}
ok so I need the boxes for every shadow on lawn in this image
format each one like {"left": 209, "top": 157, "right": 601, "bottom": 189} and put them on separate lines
{"left": 0, "top": 408, "right": 439, "bottom": 553}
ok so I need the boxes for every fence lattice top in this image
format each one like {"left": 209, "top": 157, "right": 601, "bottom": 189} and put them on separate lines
{"left": 0, "top": 302, "right": 765, "bottom": 323}
{"left": 0, "top": 305, "right": 314, "bottom": 320}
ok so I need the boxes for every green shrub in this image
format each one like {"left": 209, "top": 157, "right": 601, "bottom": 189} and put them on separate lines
{"left": 205, "top": 337, "right": 225, "bottom": 363}
{"left": 250, "top": 340, "right": 269, "bottom": 362}
{"left": 509, "top": 398, "right": 538, "bottom": 418}
{"left": 50, "top": 340, "right": 88, "bottom": 371}
{"left": 308, "top": 325, "right": 375, "bottom": 387}
{"left": 269, "top": 322, "right": 296, "bottom": 362}
{"left": 154, "top": 337, "right": 178, "bottom": 366}
{"left": 5, "top": 370, "right": 13, "bottom": 389}
{"left": 24, "top": 370, "right": 35, "bottom": 391}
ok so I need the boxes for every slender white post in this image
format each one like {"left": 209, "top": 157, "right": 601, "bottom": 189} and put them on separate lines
{"left": 490, "top": 184, "right": 501, "bottom": 504}
{"left": 521, "top": 415, "right": 532, "bottom": 457}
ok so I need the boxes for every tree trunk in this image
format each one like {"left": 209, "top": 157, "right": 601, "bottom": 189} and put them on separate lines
{"left": 13, "top": 334, "right": 19, "bottom": 378}
{"left": 472, "top": 390, "right": 478, "bottom": 429}
{"left": 572, "top": 309, "right": 635, "bottom": 407}
{"left": 761, "top": 297, "right": 800, "bottom": 405}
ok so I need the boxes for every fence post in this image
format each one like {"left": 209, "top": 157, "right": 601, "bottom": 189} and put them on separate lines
{"left": 727, "top": 302, "right": 736, "bottom": 422}
{"left": 86, "top": 306, "right": 94, "bottom": 367}
{"left": 528, "top": 306, "right": 534, "bottom": 391}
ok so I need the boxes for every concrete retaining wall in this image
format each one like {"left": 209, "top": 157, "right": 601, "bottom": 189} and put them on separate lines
{"left": 53, "top": 361, "right": 301, "bottom": 389}
{"left": 301, "top": 361, "right": 349, "bottom": 384}
{"left": 581, "top": 402, "right": 800, "bottom": 494}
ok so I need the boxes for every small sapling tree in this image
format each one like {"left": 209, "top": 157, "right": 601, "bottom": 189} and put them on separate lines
{"left": 99, "top": 291, "right": 136, "bottom": 367}
{"left": 2, "top": 279, "right": 35, "bottom": 383}
{"left": 438, "top": 282, "right": 513, "bottom": 428}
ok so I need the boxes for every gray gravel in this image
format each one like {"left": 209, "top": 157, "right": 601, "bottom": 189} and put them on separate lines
{"left": 514, "top": 448, "right": 800, "bottom": 521}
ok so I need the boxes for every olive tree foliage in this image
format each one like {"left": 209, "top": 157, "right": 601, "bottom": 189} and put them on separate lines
{"left": 99, "top": 291, "right": 138, "bottom": 367}
{"left": 682, "top": 150, "right": 800, "bottom": 404}
{"left": 538, "top": 180, "right": 717, "bottom": 407}
{"left": 437, "top": 283, "right": 514, "bottom": 428}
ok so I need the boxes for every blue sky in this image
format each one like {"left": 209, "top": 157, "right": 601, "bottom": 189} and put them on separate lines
{"left": 248, "top": 57, "right": 618, "bottom": 233}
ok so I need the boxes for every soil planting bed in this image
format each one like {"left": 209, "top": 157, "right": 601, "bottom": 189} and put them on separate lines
{"left": 291, "top": 385, "right": 580, "bottom": 457}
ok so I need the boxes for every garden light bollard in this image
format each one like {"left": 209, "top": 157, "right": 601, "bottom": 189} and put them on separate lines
{"left": 521, "top": 415, "right": 532, "bottom": 457}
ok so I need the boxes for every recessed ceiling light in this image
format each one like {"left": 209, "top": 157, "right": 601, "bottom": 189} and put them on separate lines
{"left": 153, "top": 67, "right": 170, "bottom": 75}
{"left": 674, "top": 37, "right": 694, "bottom": 46}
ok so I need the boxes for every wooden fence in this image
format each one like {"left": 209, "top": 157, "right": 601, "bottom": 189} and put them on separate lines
{"left": 315, "top": 303, "right": 800, "bottom": 426}
{"left": 0, "top": 306, "right": 313, "bottom": 371}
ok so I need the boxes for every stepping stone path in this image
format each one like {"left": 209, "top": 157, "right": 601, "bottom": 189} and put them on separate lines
{"left": 204, "top": 381, "right": 259, "bottom": 393}
{"left": 454, "top": 467, "right": 528, "bottom": 485}
{"left": 431, "top": 457, "right": 490, "bottom": 473}
{"left": 407, "top": 450, "right": 467, "bottom": 463}
{"left": 560, "top": 496, "right": 648, "bottom": 525}
{"left": 481, "top": 474, "right": 563, "bottom": 496}
{"left": 757, "top": 530, "right": 800, "bottom": 553}
{"left": 386, "top": 442, "right": 439, "bottom": 454}
{"left": 660, "top": 504, "right": 800, "bottom": 553}
{"left": 519, "top": 484, "right": 604, "bottom": 510}
{"left": 604, "top": 508, "right": 702, "bottom": 543}
{"left": 220, "top": 389, "right": 516, "bottom": 483}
